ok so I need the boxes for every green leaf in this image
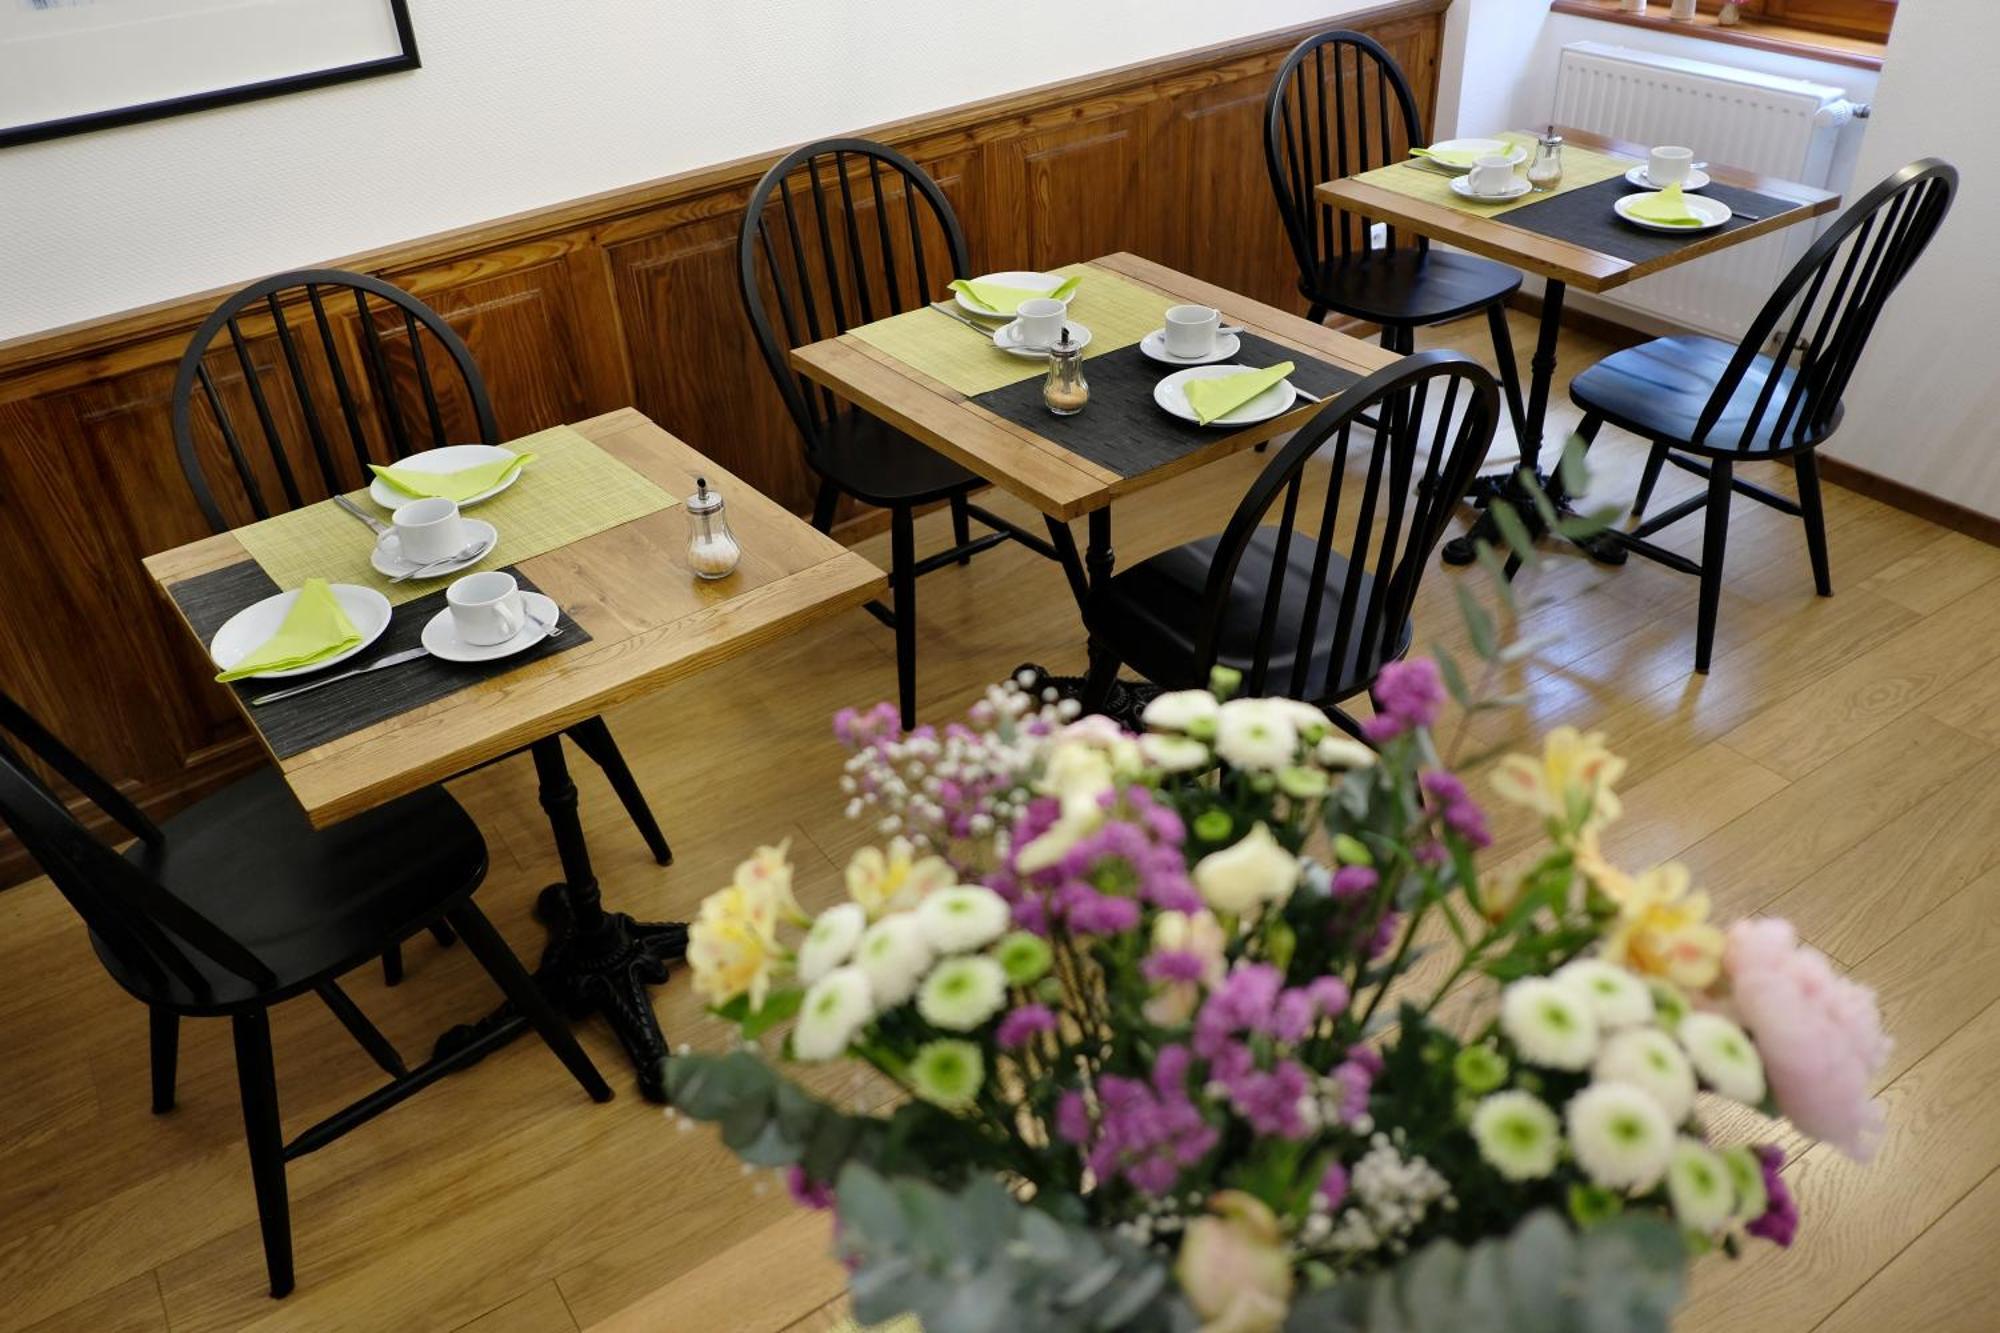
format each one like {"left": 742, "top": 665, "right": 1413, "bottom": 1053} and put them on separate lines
{"left": 710, "top": 987, "right": 803, "bottom": 1040}
{"left": 1489, "top": 501, "right": 1539, "bottom": 570}
{"left": 1472, "top": 539, "right": 1518, "bottom": 616}
{"left": 1454, "top": 581, "right": 1498, "bottom": 661}
{"left": 1554, "top": 505, "right": 1620, "bottom": 540}
{"left": 1434, "top": 648, "right": 1475, "bottom": 711}
{"left": 1558, "top": 432, "right": 1593, "bottom": 498}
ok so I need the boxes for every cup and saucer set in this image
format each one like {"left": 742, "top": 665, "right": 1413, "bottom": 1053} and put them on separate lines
{"left": 1616, "top": 146, "right": 1731, "bottom": 234}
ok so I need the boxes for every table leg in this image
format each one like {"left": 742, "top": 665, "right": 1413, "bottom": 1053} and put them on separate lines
{"left": 1017, "top": 507, "right": 1158, "bottom": 725}
{"left": 434, "top": 735, "right": 688, "bottom": 1103}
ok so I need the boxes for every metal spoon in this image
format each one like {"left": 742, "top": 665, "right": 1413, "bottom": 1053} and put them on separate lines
{"left": 389, "top": 538, "right": 490, "bottom": 583}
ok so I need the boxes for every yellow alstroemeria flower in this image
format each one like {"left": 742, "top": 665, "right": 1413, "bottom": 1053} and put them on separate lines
{"left": 734, "top": 839, "right": 807, "bottom": 927}
{"left": 1491, "top": 726, "right": 1628, "bottom": 834}
{"left": 1596, "top": 861, "right": 1725, "bottom": 991}
{"left": 688, "top": 889, "right": 783, "bottom": 1010}
{"left": 845, "top": 836, "right": 955, "bottom": 918}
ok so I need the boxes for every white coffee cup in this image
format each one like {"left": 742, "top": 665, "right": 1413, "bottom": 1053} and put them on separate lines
{"left": 446, "top": 570, "right": 527, "bottom": 646}
{"left": 1164, "top": 304, "right": 1221, "bottom": 358}
{"left": 392, "top": 497, "right": 466, "bottom": 566}
{"left": 1014, "top": 297, "right": 1067, "bottom": 350}
{"left": 1468, "top": 154, "right": 1518, "bottom": 197}
{"left": 1649, "top": 145, "right": 1695, "bottom": 188}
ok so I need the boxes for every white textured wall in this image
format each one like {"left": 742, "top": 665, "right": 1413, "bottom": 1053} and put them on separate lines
{"left": 0, "top": 0, "right": 1386, "bottom": 342}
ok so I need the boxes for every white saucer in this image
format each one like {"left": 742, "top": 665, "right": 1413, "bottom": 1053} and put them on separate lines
{"left": 1412, "top": 138, "right": 1527, "bottom": 175}
{"left": 1153, "top": 364, "right": 1297, "bottom": 428}
{"left": 953, "top": 271, "right": 1077, "bottom": 319}
{"left": 1139, "top": 329, "right": 1243, "bottom": 366}
{"left": 370, "top": 519, "right": 498, "bottom": 580}
{"left": 420, "top": 590, "right": 561, "bottom": 663}
{"left": 1449, "top": 175, "right": 1533, "bottom": 203}
{"left": 1615, "top": 190, "right": 1731, "bottom": 234}
{"left": 1625, "top": 164, "right": 1712, "bottom": 192}
{"left": 209, "top": 583, "right": 392, "bottom": 680}
{"left": 367, "top": 444, "right": 527, "bottom": 511}
{"left": 994, "top": 319, "right": 1092, "bottom": 358}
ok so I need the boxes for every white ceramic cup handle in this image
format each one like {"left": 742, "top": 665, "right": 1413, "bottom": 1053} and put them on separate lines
{"left": 496, "top": 599, "right": 526, "bottom": 639}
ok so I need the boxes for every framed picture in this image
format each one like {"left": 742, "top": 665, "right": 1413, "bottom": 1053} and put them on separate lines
{"left": 0, "top": 0, "right": 418, "bottom": 149}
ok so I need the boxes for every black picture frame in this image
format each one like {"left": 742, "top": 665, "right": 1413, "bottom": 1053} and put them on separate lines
{"left": 0, "top": 0, "right": 419, "bottom": 150}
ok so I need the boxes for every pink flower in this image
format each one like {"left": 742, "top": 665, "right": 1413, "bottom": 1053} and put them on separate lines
{"left": 1724, "top": 918, "right": 1891, "bottom": 1161}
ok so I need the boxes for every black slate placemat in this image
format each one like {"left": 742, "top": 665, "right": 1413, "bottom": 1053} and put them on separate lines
{"left": 970, "top": 333, "right": 1363, "bottom": 479}
{"left": 170, "top": 562, "right": 589, "bottom": 759}
{"left": 1499, "top": 177, "right": 1807, "bottom": 265}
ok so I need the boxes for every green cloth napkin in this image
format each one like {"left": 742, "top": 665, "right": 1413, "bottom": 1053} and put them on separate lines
{"left": 215, "top": 578, "right": 362, "bottom": 681}
{"left": 1411, "top": 145, "right": 1479, "bottom": 168}
{"left": 947, "top": 274, "right": 1081, "bottom": 316}
{"left": 1626, "top": 183, "right": 1703, "bottom": 226}
{"left": 369, "top": 450, "right": 536, "bottom": 502}
{"left": 1183, "top": 362, "right": 1295, "bottom": 426}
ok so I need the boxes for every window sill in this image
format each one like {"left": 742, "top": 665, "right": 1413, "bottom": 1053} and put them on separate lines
{"left": 1548, "top": 0, "right": 1886, "bottom": 71}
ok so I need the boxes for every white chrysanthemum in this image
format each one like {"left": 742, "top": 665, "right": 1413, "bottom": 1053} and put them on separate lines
{"left": 1140, "top": 733, "right": 1212, "bottom": 774}
{"left": 1213, "top": 698, "right": 1299, "bottom": 771}
{"left": 916, "top": 955, "right": 1008, "bottom": 1031}
{"left": 1191, "top": 822, "right": 1300, "bottom": 915}
{"left": 1554, "top": 958, "right": 1656, "bottom": 1029}
{"left": 796, "top": 902, "right": 867, "bottom": 985}
{"left": 1499, "top": 977, "right": 1600, "bottom": 1071}
{"left": 792, "top": 966, "right": 874, "bottom": 1061}
{"left": 915, "top": 885, "right": 1011, "bottom": 955}
{"left": 1593, "top": 1028, "right": 1697, "bottom": 1124}
{"left": 854, "top": 912, "right": 934, "bottom": 1007}
{"left": 1666, "top": 1137, "right": 1736, "bottom": 1233}
{"left": 1142, "top": 689, "right": 1220, "bottom": 733}
{"left": 1269, "top": 698, "right": 1334, "bottom": 740}
{"left": 1316, "top": 735, "right": 1377, "bottom": 769}
{"left": 1677, "top": 1012, "right": 1767, "bottom": 1104}
{"left": 1566, "top": 1081, "right": 1675, "bottom": 1192}
{"left": 1470, "top": 1091, "right": 1562, "bottom": 1181}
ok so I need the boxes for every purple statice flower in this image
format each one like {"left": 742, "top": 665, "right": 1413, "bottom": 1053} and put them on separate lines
{"left": 1329, "top": 1055, "right": 1374, "bottom": 1124}
{"left": 1272, "top": 988, "right": 1318, "bottom": 1043}
{"left": 1214, "top": 1055, "right": 1313, "bottom": 1138}
{"left": 1368, "top": 910, "right": 1402, "bottom": 959}
{"left": 1193, "top": 964, "right": 1285, "bottom": 1060}
{"left": 1054, "top": 883, "right": 1142, "bottom": 934}
{"left": 1005, "top": 783, "right": 1199, "bottom": 937}
{"left": 1317, "top": 1162, "right": 1350, "bottom": 1212}
{"left": 1363, "top": 658, "right": 1445, "bottom": 741}
{"left": 786, "top": 1165, "right": 835, "bottom": 1211}
{"left": 1308, "top": 976, "right": 1352, "bottom": 1016}
{"left": 1190, "top": 966, "right": 1352, "bottom": 1141}
{"left": 1332, "top": 864, "right": 1379, "bottom": 899}
{"left": 1344, "top": 1043, "right": 1385, "bottom": 1078}
{"left": 833, "top": 701, "right": 902, "bottom": 749}
{"left": 997, "top": 1003, "right": 1057, "bottom": 1049}
{"left": 1055, "top": 1090, "right": 1091, "bottom": 1145}
{"left": 1066, "top": 1045, "right": 1220, "bottom": 1196}
{"left": 1144, "top": 949, "right": 1210, "bottom": 985}
{"left": 1746, "top": 1145, "right": 1799, "bottom": 1247}
{"left": 1421, "top": 769, "right": 1493, "bottom": 849}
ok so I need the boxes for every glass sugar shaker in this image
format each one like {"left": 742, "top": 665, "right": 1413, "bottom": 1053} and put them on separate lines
{"left": 1043, "top": 328, "right": 1089, "bottom": 416}
{"left": 1526, "top": 128, "right": 1565, "bottom": 193}
{"left": 686, "top": 476, "right": 741, "bottom": 580}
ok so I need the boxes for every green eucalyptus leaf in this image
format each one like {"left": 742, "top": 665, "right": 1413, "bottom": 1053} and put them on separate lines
{"left": 1489, "top": 501, "right": 1539, "bottom": 570}
{"left": 1454, "top": 582, "right": 1498, "bottom": 661}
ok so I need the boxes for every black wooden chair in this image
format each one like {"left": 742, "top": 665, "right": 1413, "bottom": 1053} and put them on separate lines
{"left": 0, "top": 688, "right": 610, "bottom": 1299}
{"left": 1265, "top": 29, "right": 1528, "bottom": 441}
{"left": 169, "top": 269, "right": 673, "bottom": 981}
{"left": 1570, "top": 159, "right": 1958, "bottom": 672}
{"left": 1081, "top": 351, "right": 1499, "bottom": 734}
{"left": 737, "top": 137, "right": 1058, "bottom": 729}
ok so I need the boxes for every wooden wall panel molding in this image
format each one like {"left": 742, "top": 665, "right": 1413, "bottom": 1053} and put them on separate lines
{"left": 0, "top": 2, "right": 1445, "bottom": 883}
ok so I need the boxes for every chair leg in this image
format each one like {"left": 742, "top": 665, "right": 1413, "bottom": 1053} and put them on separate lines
{"left": 565, "top": 716, "right": 672, "bottom": 866}
{"left": 950, "top": 493, "right": 973, "bottom": 565}
{"left": 890, "top": 505, "right": 919, "bottom": 731}
{"left": 316, "top": 982, "right": 407, "bottom": 1079}
{"left": 1695, "top": 459, "right": 1735, "bottom": 674}
{"left": 1796, "top": 449, "right": 1833, "bottom": 596}
{"left": 1484, "top": 303, "right": 1529, "bottom": 448}
{"left": 428, "top": 921, "right": 456, "bottom": 947}
{"left": 149, "top": 1006, "right": 178, "bottom": 1114}
{"left": 230, "top": 1008, "right": 293, "bottom": 1299}
{"left": 1632, "top": 441, "right": 1671, "bottom": 519}
{"left": 447, "top": 900, "right": 612, "bottom": 1102}
{"left": 1306, "top": 302, "right": 1328, "bottom": 324}
{"left": 810, "top": 479, "right": 840, "bottom": 534}
{"left": 381, "top": 943, "right": 403, "bottom": 987}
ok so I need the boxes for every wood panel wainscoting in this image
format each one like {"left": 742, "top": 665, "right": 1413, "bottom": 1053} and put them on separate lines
{"left": 0, "top": 2, "right": 1445, "bottom": 884}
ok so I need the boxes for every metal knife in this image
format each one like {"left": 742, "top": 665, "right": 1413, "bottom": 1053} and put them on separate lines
{"left": 928, "top": 301, "right": 1004, "bottom": 339}
{"left": 250, "top": 647, "right": 430, "bottom": 706}
{"left": 333, "top": 494, "right": 390, "bottom": 536}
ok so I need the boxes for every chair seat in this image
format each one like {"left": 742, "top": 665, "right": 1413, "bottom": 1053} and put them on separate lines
{"left": 1570, "top": 334, "right": 1841, "bottom": 458}
{"left": 814, "top": 410, "right": 983, "bottom": 507}
{"left": 1306, "top": 249, "right": 1522, "bottom": 327}
{"left": 104, "top": 768, "right": 486, "bottom": 1013}
{"left": 1098, "top": 528, "right": 1411, "bottom": 703}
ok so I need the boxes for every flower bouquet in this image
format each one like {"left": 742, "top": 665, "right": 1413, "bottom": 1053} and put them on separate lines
{"left": 665, "top": 656, "right": 1887, "bottom": 1331}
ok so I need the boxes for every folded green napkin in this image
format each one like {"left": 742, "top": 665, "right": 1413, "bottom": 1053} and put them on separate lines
{"left": 369, "top": 450, "right": 536, "bottom": 502}
{"left": 1184, "top": 362, "right": 1295, "bottom": 426}
{"left": 215, "top": 578, "right": 362, "bottom": 682}
{"left": 1411, "top": 145, "right": 1479, "bottom": 168}
{"left": 1626, "top": 183, "right": 1702, "bottom": 226}
{"left": 948, "top": 274, "right": 1081, "bottom": 316}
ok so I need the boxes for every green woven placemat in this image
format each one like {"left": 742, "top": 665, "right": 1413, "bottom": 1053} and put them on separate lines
{"left": 1354, "top": 131, "right": 1635, "bottom": 218}
{"left": 847, "top": 262, "right": 1174, "bottom": 396}
{"left": 232, "top": 424, "right": 678, "bottom": 607}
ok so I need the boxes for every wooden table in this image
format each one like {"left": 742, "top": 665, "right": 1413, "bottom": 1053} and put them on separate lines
{"left": 143, "top": 408, "right": 885, "bottom": 1099}
{"left": 790, "top": 251, "right": 1396, "bottom": 627}
{"left": 1317, "top": 127, "right": 1839, "bottom": 562}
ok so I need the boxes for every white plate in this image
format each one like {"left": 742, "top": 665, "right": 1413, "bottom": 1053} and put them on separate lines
{"left": 994, "top": 319, "right": 1092, "bottom": 358}
{"left": 209, "top": 584, "right": 392, "bottom": 681}
{"left": 1139, "top": 329, "right": 1243, "bottom": 366}
{"left": 1413, "top": 138, "right": 1527, "bottom": 175}
{"left": 952, "top": 271, "right": 1077, "bottom": 318}
{"left": 1448, "top": 174, "right": 1533, "bottom": 203}
{"left": 1625, "top": 164, "right": 1712, "bottom": 192}
{"left": 421, "top": 591, "right": 561, "bottom": 663}
{"left": 1615, "top": 190, "right": 1731, "bottom": 234}
{"left": 367, "top": 444, "right": 526, "bottom": 511}
{"left": 369, "top": 518, "right": 499, "bottom": 580}
{"left": 1153, "top": 364, "right": 1298, "bottom": 428}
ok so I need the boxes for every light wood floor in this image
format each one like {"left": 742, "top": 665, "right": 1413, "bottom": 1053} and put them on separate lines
{"left": 6, "top": 310, "right": 2000, "bottom": 1332}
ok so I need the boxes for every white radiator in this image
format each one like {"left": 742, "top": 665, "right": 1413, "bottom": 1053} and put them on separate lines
{"left": 1551, "top": 41, "right": 1863, "bottom": 339}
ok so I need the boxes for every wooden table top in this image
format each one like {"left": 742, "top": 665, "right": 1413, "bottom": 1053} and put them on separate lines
{"left": 142, "top": 408, "right": 887, "bottom": 829}
{"left": 1315, "top": 127, "right": 1842, "bottom": 294}
{"left": 788, "top": 252, "right": 1399, "bottom": 522}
